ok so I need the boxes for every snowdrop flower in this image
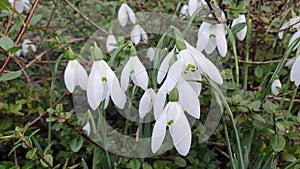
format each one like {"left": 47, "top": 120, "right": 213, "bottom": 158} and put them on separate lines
{"left": 271, "top": 79, "right": 281, "bottom": 96}
{"left": 151, "top": 101, "right": 191, "bottom": 156}
{"left": 83, "top": 122, "right": 91, "bottom": 135}
{"left": 231, "top": 15, "right": 247, "bottom": 41}
{"left": 9, "top": 0, "right": 30, "bottom": 13}
{"left": 157, "top": 41, "right": 223, "bottom": 93}
{"left": 16, "top": 39, "right": 36, "bottom": 56}
{"left": 87, "top": 44, "right": 126, "bottom": 110}
{"left": 146, "top": 47, "right": 155, "bottom": 61}
{"left": 118, "top": 3, "right": 136, "bottom": 27}
{"left": 139, "top": 88, "right": 155, "bottom": 119}
{"left": 278, "top": 16, "right": 300, "bottom": 39}
{"left": 291, "top": 55, "right": 300, "bottom": 86}
{"left": 151, "top": 82, "right": 199, "bottom": 156}
{"left": 121, "top": 45, "right": 148, "bottom": 91}
{"left": 188, "top": 0, "right": 207, "bottom": 17}
{"left": 197, "top": 22, "right": 228, "bottom": 57}
{"left": 106, "top": 34, "right": 117, "bottom": 53}
{"left": 64, "top": 49, "right": 88, "bottom": 93}
{"left": 131, "top": 24, "right": 148, "bottom": 45}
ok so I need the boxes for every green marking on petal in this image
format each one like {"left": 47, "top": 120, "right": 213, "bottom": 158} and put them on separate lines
{"left": 130, "top": 69, "right": 135, "bottom": 74}
{"left": 167, "top": 119, "right": 174, "bottom": 126}
{"left": 185, "top": 64, "right": 197, "bottom": 72}
{"left": 102, "top": 77, "right": 107, "bottom": 82}
{"left": 210, "top": 34, "right": 216, "bottom": 38}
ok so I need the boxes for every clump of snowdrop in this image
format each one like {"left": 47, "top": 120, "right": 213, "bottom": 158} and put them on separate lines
{"left": 151, "top": 34, "right": 223, "bottom": 155}
{"left": 231, "top": 15, "right": 247, "bottom": 41}
{"left": 271, "top": 79, "right": 282, "bottom": 96}
{"left": 9, "top": 0, "right": 31, "bottom": 13}
{"left": 131, "top": 24, "right": 148, "bottom": 45}
{"left": 106, "top": 34, "right": 117, "bottom": 53}
{"left": 87, "top": 43, "right": 126, "bottom": 110}
{"left": 121, "top": 45, "right": 149, "bottom": 91}
{"left": 15, "top": 39, "right": 36, "bottom": 56}
{"left": 290, "top": 55, "right": 300, "bottom": 86}
{"left": 64, "top": 48, "right": 88, "bottom": 93}
{"left": 118, "top": 3, "right": 136, "bottom": 27}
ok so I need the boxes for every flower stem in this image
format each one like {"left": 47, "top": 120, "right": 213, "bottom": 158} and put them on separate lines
{"left": 243, "top": 18, "right": 252, "bottom": 90}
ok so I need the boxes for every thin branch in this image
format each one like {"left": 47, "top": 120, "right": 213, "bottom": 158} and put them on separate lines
{"left": 4, "top": 0, "right": 16, "bottom": 36}
{"left": 65, "top": 0, "right": 108, "bottom": 35}
{"left": 0, "top": 0, "right": 40, "bottom": 75}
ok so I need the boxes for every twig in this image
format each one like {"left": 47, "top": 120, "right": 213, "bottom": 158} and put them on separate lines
{"left": 22, "top": 138, "right": 54, "bottom": 169}
{"left": 20, "top": 51, "right": 47, "bottom": 71}
{"left": 0, "top": 0, "right": 40, "bottom": 75}
{"left": 4, "top": 0, "right": 15, "bottom": 36}
{"left": 65, "top": 0, "right": 108, "bottom": 35}
{"left": 267, "top": 96, "right": 300, "bottom": 103}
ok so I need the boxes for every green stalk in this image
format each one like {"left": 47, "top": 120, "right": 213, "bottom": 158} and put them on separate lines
{"left": 210, "top": 80, "right": 244, "bottom": 169}
{"left": 222, "top": 118, "right": 237, "bottom": 169}
{"left": 283, "top": 159, "right": 300, "bottom": 169}
{"left": 124, "top": 85, "right": 137, "bottom": 135}
{"left": 225, "top": 25, "right": 240, "bottom": 85}
{"left": 98, "top": 105, "right": 111, "bottom": 169}
{"left": 243, "top": 19, "right": 252, "bottom": 90}
{"left": 288, "top": 87, "right": 298, "bottom": 113}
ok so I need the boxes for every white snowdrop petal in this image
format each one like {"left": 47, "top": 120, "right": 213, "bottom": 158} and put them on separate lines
{"left": 180, "top": 5, "right": 188, "bottom": 16}
{"left": 288, "top": 30, "right": 300, "bottom": 49}
{"left": 140, "top": 26, "right": 148, "bottom": 43}
{"left": 285, "top": 58, "right": 295, "bottom": 67}
{"left": 125, "top": 4, "right": 136, "bottom": 24}
{"left": 118, "top": 4, "right": 128, "bottom": 27}
{"left": 146, "top": 47, "right": 155, "bottom": 61}
{"left": 197, "top": 23, "right": 210, "bottom": 51}
{"left": 215, "top": 28, "right": 228, "bottom": 57}
{"left": 271, "top": 79, "right": 281, "bottom": 96}
{"left": 237, "top": 27, "right": 247, "bottom": 41}
{"left": 87, "top": 63, "right": 104, "bottom": 110}
{"left": 131, "top": 25, "right": 141, "bottom": 45}
{"left": 139, "top": 89, "right": 154, "bottom": 118}
{"left": 183, "top": 70, "right": 202, "bottom": 96}
{"left": 169, "top": 104, "right": 191, "bottom": 156}
{"left": 131, "top": 57, "right": 148, "bottom": 90}
{"left": 75, "top": 60, "right": 88, "bottom": 90}
{"left": 104, "top": 92, "right": 110, "bottom": 109}
{"left": 165, "top": 60, "right": 185, "bottom": 92}
{"left": 153, "top": 89, "right": 166, "bottom": 120}
{"left": 106, "top": 64, "right": 127, "bottom": 109}
{"left": 106, "top": 35, "right": 117, "bottom": 53}
{"left": 64, "top": 61, "right": 76, "bottom": 93}
{"left": 188, "top": 0, "right": 198, "bottom": 16}
{"left": 291, "top": 56, "right": 300, "bottom": 86}
{"left": 121, "top": 57, "right": 132, "bottom": 91}
{"left": 188, "top": 46, "right": 223, "bottom": 84}
{"left": 151, "top": 113, "right": 167, "bottom": 153}
{"left": 177, "top": 78, "right": 200, "bottom": 119}
{"left": 204, "top": 38, "right": 216, "bottom": 54}
{"left": 157, "top": 49, "right": 174, "bottom": 84}
{"left": 15, "top": 1, "right": 24, "bottom": 13}
{"left": 83, "top": 122, "right": 91, "bottom": 135}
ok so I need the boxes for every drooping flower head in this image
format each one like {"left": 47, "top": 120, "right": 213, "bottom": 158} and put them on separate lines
{"left": 106, "top": 34, "right": 117, "bottom": 53}
{"left": 131, "top": 24, "right": 148, "bottom": 45}
{"left": 9, "top": 0, "right": 31, "bottom": 13}
{"left": 15, "top": 39, "right": 37, "bottom": 57}
{"left": 121, "top": 45, "right": 149, "bottom": 91}
{"left": 118, "top": 3, "right": 136, "bottom": 27}
{"left": 231, "top": 15, "right": 247, "bottom": 41}
{"left": 291, "top": 55, "right": 300, "bottom": 86}
{"left": 87, "top": 43, "right": 126, "bottom": 110}
{"left": 271, "top": 79, "right": 282, "bottom": 96}
{"left": 64, "top": 48, "right": 88, "bottom": 93}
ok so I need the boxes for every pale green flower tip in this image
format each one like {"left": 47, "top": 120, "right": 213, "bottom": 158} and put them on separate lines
{"left": 66, "top": 48, "right": 76, "bottom": 60}
{"left": 90, "top": 42, "right": 103, "bottom": 61}
{"left": 130, "top": 44, "right": 137, "bottom": 56}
